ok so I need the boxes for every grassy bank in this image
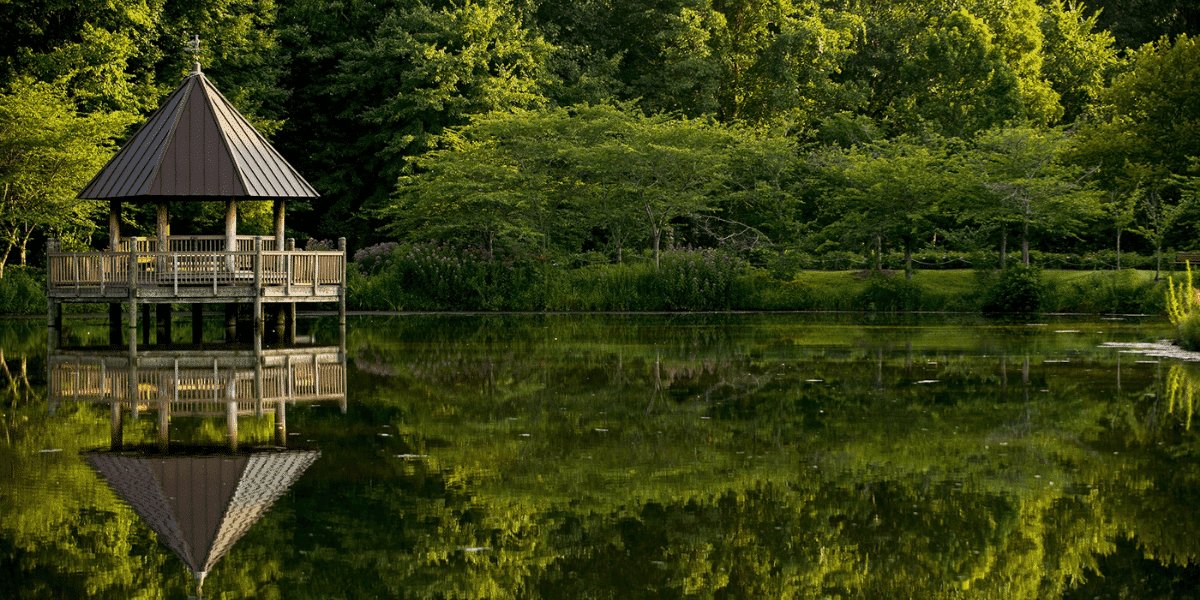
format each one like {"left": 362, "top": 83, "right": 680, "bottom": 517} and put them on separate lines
{"left": 2, "top": 257, "right": 1169, "bottom": 317}
{"left": 347, "top": 246, "right": 1170, "bottom": 314}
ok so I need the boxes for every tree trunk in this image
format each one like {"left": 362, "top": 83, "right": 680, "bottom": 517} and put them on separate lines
{"left": 653, "top": 228, "right": 661, "bottom": 270}
{"left": 874, "top": 234, "right": 882, "bottom": 271}
{"left": 1021, "top": 220, "right": 1030, "bottom": 266}
{"left": 1156, "top": 241, "right": 1162, "bottom": 282}
{"left": 0, "top": 242, "right": 11, "bottom": 279}
{"left": 1116, "top": 228, "right": 1122, "bottom": 271}
{"left": 999, "top": 224, "right": 1007, "bottom": 269}
{"left": 17, "top": 224, "right": 33, "bottom": 266}
{"left": 904, "top": 245, "right": 913, "bottom": 280}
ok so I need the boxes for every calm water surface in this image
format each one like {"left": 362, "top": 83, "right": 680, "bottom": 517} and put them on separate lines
{"left": 2, "top": 313, "right": 1199, "bottom": 599}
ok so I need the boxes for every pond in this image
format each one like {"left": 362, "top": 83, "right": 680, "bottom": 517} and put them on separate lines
{"left": 2, "top": 313, "right": 1200, "bottom": 599}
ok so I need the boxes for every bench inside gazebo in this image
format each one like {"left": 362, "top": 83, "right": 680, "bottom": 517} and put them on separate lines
{"left": 47, "top": 55, "right": 344, "bottom": 350}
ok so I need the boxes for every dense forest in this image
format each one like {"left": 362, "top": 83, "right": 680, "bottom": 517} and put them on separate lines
{"left": 2, "top": 0, "right": 1199, "bottom": 280}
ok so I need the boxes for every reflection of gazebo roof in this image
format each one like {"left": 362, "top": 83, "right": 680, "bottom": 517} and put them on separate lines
{"left": 78, "top": 67, "right": 318, "bottom": 201}
{"left": 86, "top": 451, "right": 319, "bottom": 591}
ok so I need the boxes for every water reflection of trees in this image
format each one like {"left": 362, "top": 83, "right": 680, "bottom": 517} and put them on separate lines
{"left": 4, "top": 315, "right": 1200, "bottom": 598}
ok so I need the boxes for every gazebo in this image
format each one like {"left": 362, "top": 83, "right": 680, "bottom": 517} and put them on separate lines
{"left": 47, "top": 54, "right": 344, "bottom": 351}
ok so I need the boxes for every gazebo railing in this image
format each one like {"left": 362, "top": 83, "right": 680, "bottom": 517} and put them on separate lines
{"left": 116, "top": 235, "right": 279, "bottom": 253}
{"left": 50, "top": 356, "right": 347, "bottom": 407}
{"left": 47, "top": 247, "right": 345, "bottom": 294}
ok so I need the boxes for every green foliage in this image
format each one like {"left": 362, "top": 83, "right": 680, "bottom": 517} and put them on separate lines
{"left": 1165, "top": 261, "right": 1200, "bottom": 346}
{"left": 1043, "top": 269, "right": 1164, "bottom": 314}
{"left": 1176, "top": 312, "right": 1200, "bottom": 351}
{"left": 0, "top": 267, "right": 45, "bottom": 315}
{"left": 654, "top": 247, "right": 746, "bottom": 310}
{"left": 893, "top": 10, "right": 1025, "bottom": 137}
{"left": 0, "top": 78, "right": 133, "bottom": 271}
{"left": 348, "top": 241, "right": 547, "bottom": 311}
{"left": 278, "top": 0, "right": 554, "bottom": 246}
{"left": 980, "top": 264, "right": 1045, "bottom": 313}
{"left": 854, "top": 272, "right": 924, "bottom": 311}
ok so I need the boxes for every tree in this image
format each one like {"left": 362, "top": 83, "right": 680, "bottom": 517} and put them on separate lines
{"left": 276, "top": 0, "right": 553, "bottom": 249}
{"left": 1039, "top": 1, "right": 1119, "bottom": 125}
{"left": 571, "top": 108, "right": 739, "bottom": 268}
{"left": 1072, "top": 35, "right": 1200, "bottom": 271}
{"left": 387, "top": 104, "right": 741, "bottom": 267}
{"left": 891, "top": 10, "right": 1025, "bottom": 138}
{"left": 968, "top": 125, "right": 1100, "bottom": 267}
{"left": 820, "top": 137, "right": 949, "bottom": 277}
{"left": 0, "top": 0, "right": 166, "bottom": 114}
{"left": 0, "top": 79, "right": 132, "bottom": 276}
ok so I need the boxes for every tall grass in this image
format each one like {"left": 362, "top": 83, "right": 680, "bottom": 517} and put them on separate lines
{"left": 1166, "top": 262, "right": 1200, "bottom": 350}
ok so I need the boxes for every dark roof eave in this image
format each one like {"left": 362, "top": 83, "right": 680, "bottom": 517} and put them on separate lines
{"left": 77, "top": 193, "right": 320, "bottom": 202}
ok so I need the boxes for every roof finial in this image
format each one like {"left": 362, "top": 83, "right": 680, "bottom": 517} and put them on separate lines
{"left": 184, "top": 33, "right": 202, "bottom": 74}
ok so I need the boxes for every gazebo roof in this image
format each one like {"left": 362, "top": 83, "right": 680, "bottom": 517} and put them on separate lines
{"left": 78, "top": 67, "right": 318, "bottom": 201}
{"left": 87, "top": 451, "right": 320, "bottom": 591}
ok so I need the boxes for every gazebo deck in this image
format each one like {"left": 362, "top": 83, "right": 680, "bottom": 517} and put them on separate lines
{"left": 48, "top": 235, "right": 345, "bottom": 303}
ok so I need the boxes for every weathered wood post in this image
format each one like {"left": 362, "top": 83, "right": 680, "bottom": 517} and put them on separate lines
{"left": 157, "top": 398, "right": 170, "bottom": 452}
{"left": 110, "top": 400, "right": 123, "bottom": 450}
{"left": 286, "top": 238, "right": 296, "bottom": 344}
{"left": 224, "top": 303, "right": 238, "bottom": 342}
{"left": 156, "top": 304, "right": 172, "bottom": 344}
{"left": 273, "top": 199, "right": 285, "bottom": 252}
{"left": 253, "top": 237, "right": 264, "bottom": 355}
{"left": 224, "top": 199, "right": 238, "bottom": 271}
{"left": 141, "top": 304, "right": 152, "bottom": 345}
{"left": 274, "top": 399, "right": 287, "bottom": 446}
{"left": 191, "top": 304, "right": 204, "bottom": 343}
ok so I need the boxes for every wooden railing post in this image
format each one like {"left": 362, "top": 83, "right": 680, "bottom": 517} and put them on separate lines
{"left": 338, "top": 238, "right": 347, "bottom": 340}
{"left": 253, "top": 237, "right": 263, "bottom": 337}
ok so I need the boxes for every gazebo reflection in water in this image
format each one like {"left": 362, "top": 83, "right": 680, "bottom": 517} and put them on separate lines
{"left": 49, "top": 337, "right": 346, "bottom": 598}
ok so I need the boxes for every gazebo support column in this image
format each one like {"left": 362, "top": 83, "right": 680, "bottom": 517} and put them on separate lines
{"left": 141, "top": 304, "right": 152, "bottom": 345}
{"left": 156, "top": 304, "right": 172, "bottom": 344}
{"left": 273, "top": 199, "right": 285, "bottom": 251}
{"left": 192, "top": 304, "right": 204, "bottom": 344}
{"left": 274, "top": 399, "right": 287, "bottom": 446}
{"left": 110, "top": 401, "right": 123, "bottom": 451}
{"left": 224, "top": 304, "right": 238, "bottom": 342}
{"left": 157, "top": 400, "right": 170, "bottom": 452}
{"left": 224, "top": 199, "right": 238, "bottom": 270}
{"left": 109, "top": 305, "right": 123, "bottom": 346}
{"left": 156, "top": 201, "right": 170, "bottom": 251}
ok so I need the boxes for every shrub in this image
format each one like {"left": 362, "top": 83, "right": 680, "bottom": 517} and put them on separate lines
{"left": 0, "top": 267, "right": 46, "bottom": 315}
{"left": 353, "top": 242, "right": 400, "bottom": 276}
{"left": 735, "top": 271, "right": 812, "bottom": 310}
{"left": 854, "top": 272, "right": 922, "bottom": 311}
{"left": 981, "top": 264, "right": 1044, "bottom": 314}
{"left": 655, "top": 247, "right": 746, "bottom": 310}
{"left": 348, "top": 241, "right": 546, "bottom": 310}
{"left": 1044, "top": 269, "right": 1161, "bottom": 314}
{"left": 1179, "top": 312, "right": 1200, "bottom": 351}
